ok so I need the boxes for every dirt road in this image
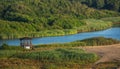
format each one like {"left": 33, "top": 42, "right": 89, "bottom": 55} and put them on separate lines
{"left": 81, "top": 44, "right": 120, "bottom": 64}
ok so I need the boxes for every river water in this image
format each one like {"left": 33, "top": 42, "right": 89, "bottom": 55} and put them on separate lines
{"left": 0, "top": 27, "right": 120, "bottom": 46}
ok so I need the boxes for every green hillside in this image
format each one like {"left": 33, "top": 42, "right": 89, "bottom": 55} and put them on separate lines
{"left": 80, "top": 0, "right": 120, "bottom": 12}
{"left": 0, "top": 0, "right": 120, "bottom": 39}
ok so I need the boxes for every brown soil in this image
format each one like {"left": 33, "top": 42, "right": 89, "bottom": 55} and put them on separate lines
{"left": 81, "top": 44, "right": 120, "bottom": 65}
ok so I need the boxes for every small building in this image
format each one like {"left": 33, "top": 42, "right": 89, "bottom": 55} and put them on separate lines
{"left": 20, "top": 37, "right": 33, "bottom": 49}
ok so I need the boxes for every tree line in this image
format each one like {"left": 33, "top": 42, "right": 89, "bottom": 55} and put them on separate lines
{"left": 81, "top": 0, "right": 120, "bottom": 12}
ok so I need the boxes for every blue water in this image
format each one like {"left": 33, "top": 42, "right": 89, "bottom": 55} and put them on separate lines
{"left": 0, "top": 27, "right": 120, "bottom": 46}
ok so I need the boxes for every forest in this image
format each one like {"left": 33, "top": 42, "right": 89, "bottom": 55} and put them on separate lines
{"left": 81, "top": 0, "right": 120, "bottom": 12}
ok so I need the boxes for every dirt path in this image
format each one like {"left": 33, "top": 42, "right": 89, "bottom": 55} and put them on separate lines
{"left": 81, "top": 44, "right": 120, "bottom": 64}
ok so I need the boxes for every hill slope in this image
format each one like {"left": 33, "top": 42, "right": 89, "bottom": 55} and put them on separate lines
{"left": 80, "top": 0, "right": 120, "bottom": 12}
{"left": 0, "top": 0, "right": 120, "bottom": 22}
{"left": 0, "top": 0, "right": 120, "bottom": 39}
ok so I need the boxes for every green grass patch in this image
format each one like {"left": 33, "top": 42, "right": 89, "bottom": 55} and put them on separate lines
{"left": 101, "top": 17, "right": 120, "bottom": 26}
{"left": 36, "top": 37, "right": 120, "bottom": 48}
{"left": 0, "top": 19, "right": 112, "bottom": 39}
{"left": 15, "top": 48, "right": 98, "bottom": 64}
{"left": 80, "top": 37, "right": 120, "bottom": 46}
{"left": 77, "top": 19, "right": 112, "bottom": 32}
{"left": 0, "top": 50, "right": 22, "bottom": 58}
{"left": 101, "top": 17, "right": 120, "bottom": 23}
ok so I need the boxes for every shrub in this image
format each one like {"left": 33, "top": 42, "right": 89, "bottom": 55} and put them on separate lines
{"left": 81, "top": 37, "right": 120, "bottom": 46}
{"left": 0, "top": 43, "right": 24, "bottom": 50}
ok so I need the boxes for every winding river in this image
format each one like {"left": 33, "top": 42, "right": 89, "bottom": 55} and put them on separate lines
{"left": 0, "top": 27, "right": 120, "bottom": 46}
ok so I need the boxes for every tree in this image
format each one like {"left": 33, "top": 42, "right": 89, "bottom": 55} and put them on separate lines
{"left": 96, "top": 0, "right": 105, "bottom": 9}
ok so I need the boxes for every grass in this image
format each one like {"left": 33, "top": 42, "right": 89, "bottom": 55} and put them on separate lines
{"left": 101, "top": 17, "right": 120, "bottom": 23}
{"left": 35, "top": 37, "right": 120, "bottom": 48}
{"left": 15, "top": 48, "right": 98, "bottom": 64}
{"left": 77, "top": 19, "right": 112, "bottom": 32}
{"left": 101, "top": 17, "right": 120, "bottom": 27}
{"left": 0, "top": 48, "right": 98, "bottom": 69}
{"left": 80, "top": 37, "right": 120, "bottom": 46}
{"left": 0, "top": 50, "right": 22, "bottom": 58}
{"left": 94, "top": 62, "right": 120, "bottom": 69}
{"left": 0, "top": 19, "right": 112, "bottom": 39}
{"left": 0, "top": 37, "right": 120, "bottom": 69}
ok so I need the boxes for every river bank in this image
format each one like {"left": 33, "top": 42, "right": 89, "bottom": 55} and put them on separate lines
{"left": 0, "top": 19, "right": 112, "bottom": 39}
{"left": 0, "top": 43, "right": 120, "bottom": 69}
{"left": 0, "top": 37, "right": 120, "bottom": 69}
{"left": 1, "top": 27, "right": 120, "bottom": 46}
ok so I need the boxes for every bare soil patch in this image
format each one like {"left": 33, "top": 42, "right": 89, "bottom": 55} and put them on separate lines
{"left": 81, "top": 44, "right": 120, "bottom": 65}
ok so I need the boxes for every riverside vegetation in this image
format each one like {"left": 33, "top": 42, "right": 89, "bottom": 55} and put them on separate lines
{"left": 0, "top": 37, "right": 120, "bottom": 69}
{"left": 0, "top": 19, "right": 113, "bottom": 39}
{"left": 0, "top": 0, "right": 120, "bottom": 69}
{"left": 0, "top": 0, "right": 120, "bottom": 39}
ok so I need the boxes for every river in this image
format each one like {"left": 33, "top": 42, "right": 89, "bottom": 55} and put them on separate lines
{"left": 0, "top": 27, "right": 120, "bottom": 46}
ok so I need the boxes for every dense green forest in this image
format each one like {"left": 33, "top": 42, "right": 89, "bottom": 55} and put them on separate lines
{"left": 80, "top": 0, "right": 120, "bottom": 12}
{"left": 0, "top": 0, "right": 120, "bottom": 39}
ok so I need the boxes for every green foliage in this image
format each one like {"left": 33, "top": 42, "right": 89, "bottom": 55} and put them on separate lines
{"left": 37, "top": 37, "right": 120, "bottom": 48}
{"left": 101, "top": 17, "right": 120, "bottom": 26}
{"left": 52, "top": 16, "right": 85, "bottom": 29}
{"left": 0, "top": 48, "right": 98, "bottom": 69}
{"left": 82, "top": 0, "right": 120, "bottom": 12}
{"left": 77, "top": 19, "right": 112, "bottom": 32}
{"left": 4, "top": 12, "right": 33, "bottom": 22}
{"left": 2, "top": 2, "right": 35, "bottom": 22}
{"left": 15, "top": 48, "right": 98, "bottom": 64}
{"left": 80, "top": 37, "right": 120, "bottom": 46}
{"left": 0, "top": 0, "right": 119, "bottom": 39}
{"left": 0, "top": 50, "right": 22, "bottom": 58}
{"left": 0, "top": 43, "right": 9, "bottom": 49}
{"left": 0, "top": 19, "right": 113, "bottom": 39}
{"left": 101, "top": 17, "right": 120, "bottom": 23}
{"left": 0, "top": 0, "right": 119, "bottom": 21}
{"left": 38, "top": 42, "right": 86, "bottom": 48}
{"left": 0, "top": 43, "right": 24, "bottom": 50}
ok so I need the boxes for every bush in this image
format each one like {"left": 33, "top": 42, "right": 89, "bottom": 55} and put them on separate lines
{"left": 4, "top": 12, "right": 33, "bottom": 22}
{"left": 81, "top": 37, "right": 120, "bottom": 46}
{"left": 0, "top": 43, "right": 24, "bottom": 50}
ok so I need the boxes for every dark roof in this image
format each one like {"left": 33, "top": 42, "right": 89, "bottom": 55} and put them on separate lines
{"left": 20, "top": 37, "right": 32, "bottom": 40}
